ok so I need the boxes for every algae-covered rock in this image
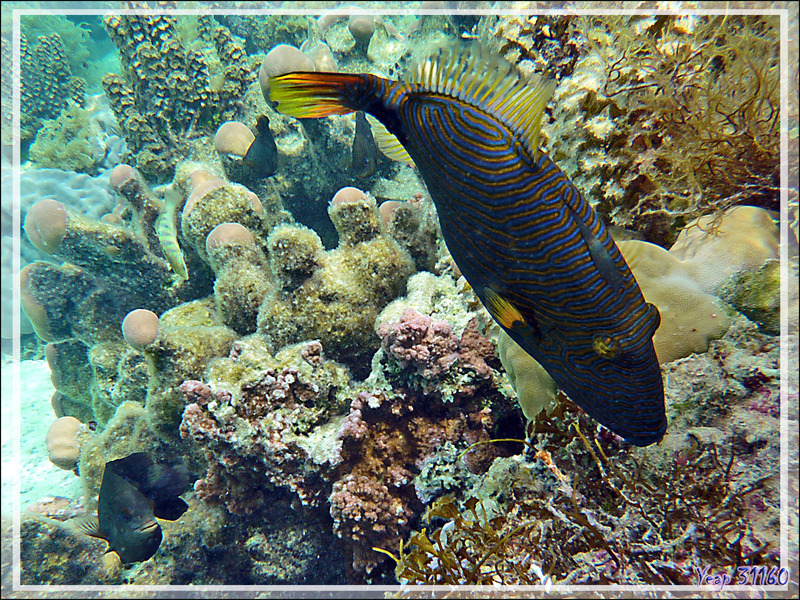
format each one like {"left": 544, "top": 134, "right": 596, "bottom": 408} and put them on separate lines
{"left": 20, "top": 514, "right": 121, "bottom": 584}
{"left": 720, "top": 259, "right": 780, "bottom": 335}
{"left": 258, "top": 190, "right": 414, "bottom": 378}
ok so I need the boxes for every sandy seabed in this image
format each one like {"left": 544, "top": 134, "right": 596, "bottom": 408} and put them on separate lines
{"left": 1, "top": 360, "right": 84, "bottom": 521}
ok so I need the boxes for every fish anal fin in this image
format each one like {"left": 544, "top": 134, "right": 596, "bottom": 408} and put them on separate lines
{"left": 365, "top": 114, "right": 415, "bottom": 166}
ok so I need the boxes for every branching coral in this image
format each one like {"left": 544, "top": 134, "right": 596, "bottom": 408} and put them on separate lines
{"left": 101, "top": 14, "right": 254, "bottom": 181}
{"left": 19, "top": 32, "right": 86, "bottom": 144}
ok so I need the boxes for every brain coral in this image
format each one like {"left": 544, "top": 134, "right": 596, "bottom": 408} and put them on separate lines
{"left": 618, "top": 240, "right": 732, "bottom": 364}
{"left": 668, "top": 206, "right": 780, "bottom": 294}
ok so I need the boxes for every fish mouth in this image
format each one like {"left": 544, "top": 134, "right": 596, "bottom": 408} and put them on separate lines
{"left": 136, "top": 521, "right": 159, "bottom": 534}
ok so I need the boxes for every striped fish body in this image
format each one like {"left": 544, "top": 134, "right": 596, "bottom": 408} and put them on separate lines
{"left": 270, "top": 46, "right": 666, "bottom": 446}
{"left": 156, "top": 187, "right": 188, "bottom": 280}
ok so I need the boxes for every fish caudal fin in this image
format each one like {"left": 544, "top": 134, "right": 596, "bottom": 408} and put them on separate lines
{"left": 269, "top": 72, "right": 372, "bottom": 118}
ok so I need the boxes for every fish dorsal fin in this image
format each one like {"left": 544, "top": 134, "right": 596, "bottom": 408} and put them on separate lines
{"left": 365, "top": 114, "right": 415, "bottom": 166}
{"left": 72, "top": 514, "right": 103, "bottom": 539}
{"left": 403, "top": 42, "right": 556, "bottom": 157}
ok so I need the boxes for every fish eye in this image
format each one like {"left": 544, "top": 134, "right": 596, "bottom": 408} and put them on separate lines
{"left": 592, "top": 333, "right": 622, "bottom": 360}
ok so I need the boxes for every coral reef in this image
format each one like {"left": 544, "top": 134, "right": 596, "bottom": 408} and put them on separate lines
{"left": 258, "top": 188, "right": 414, "bottom": 377}
{"left": 20, "top": 32, "right": 86, "bottom": 145}
{"left": 101, "top": 15, "right": 254, "bottom": 181}
{"left": 9, "top": 10, "right": 793, "bottom": 591}
{"left": 541, "top": 15, "right": 780, "bottom": 246}
{"left": 386, "top": 314, "right": 783, "bottom": 586}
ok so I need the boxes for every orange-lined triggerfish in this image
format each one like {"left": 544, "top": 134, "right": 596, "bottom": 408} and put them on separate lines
{"left": 269, "top": 43, "right": 666, "bottom": 446}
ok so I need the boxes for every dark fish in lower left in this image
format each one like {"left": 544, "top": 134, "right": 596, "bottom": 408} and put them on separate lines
{"left": 73, "top": 452, "right": 189, "bottom": 563}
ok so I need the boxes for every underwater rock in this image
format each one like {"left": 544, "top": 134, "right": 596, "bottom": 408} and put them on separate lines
{"left": 720, "top": 259, "right": 781, "bottom": 336}
{"left": 381, "top": 197, "right": 441, "bottom": 273}
{"left": 44, "top": 339, "right": 95, "bottom": 422}
{"left": 88, "top": 340, "right": 150, "bottom": 427}
{"left": 181, "top": 177, "right": 287, "bottom": 265}
{"left": 20, "top": 514, "right": 121, "bottom": 585}
{"left": 145, "top": 298, "right": 238, "bottom": 432}
{"left": 179, "top": 337, "right": 351, "bottom": 515}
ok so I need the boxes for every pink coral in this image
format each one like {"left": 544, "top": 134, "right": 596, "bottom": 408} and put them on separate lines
{"left": 378, "top": 308, "right": 459, "bottom": 378}
{"left": 179, "top": 370, "right": 340, "bottom": 515}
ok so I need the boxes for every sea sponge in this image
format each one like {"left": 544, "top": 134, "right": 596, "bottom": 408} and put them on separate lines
{"left": 24, "top": 200, "right": 68, "bottom": 254}
{"left": 348, "top": 15, "right": 376, "bottom": 44}
{"left": 618, "top": 240, "right": 732, "bottom": 364}
{"left": 46, "top": 416, "right": 83, "bottom": 471}
{"left": 497, "top": 331, "right": 557, "bottom": 420}
{"left": 668, "top": 206, "right": 780, "bottom": 294}
{"left": 121, "top": 309, "right": 159, "bottom": 350}
{"left": 214, "top": 121, "right": 255, "bottom": 158}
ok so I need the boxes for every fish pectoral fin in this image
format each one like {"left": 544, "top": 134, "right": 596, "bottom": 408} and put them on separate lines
{"left": 482, "top": 287, "right": 540, "bottom": 337}
{"left": 646, "top": 302, "right": 661, "bottom": 335}
{"left": 365, "top": 114, "right": 415, "bottom": 166}
{"left": 72, "top": 514, "right": 103, "bottom": 539}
